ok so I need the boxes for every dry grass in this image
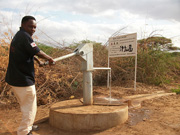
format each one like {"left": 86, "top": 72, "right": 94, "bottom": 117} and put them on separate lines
{"left": 0, "top": 32, "right": 10, "bottom": 102}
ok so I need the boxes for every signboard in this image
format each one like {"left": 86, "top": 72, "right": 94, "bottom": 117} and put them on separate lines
{"left": 108, "top": 33, "right": 137, "bottom": 57}
{"left": 107, "top": 33, "right": 137, "bottom": 91}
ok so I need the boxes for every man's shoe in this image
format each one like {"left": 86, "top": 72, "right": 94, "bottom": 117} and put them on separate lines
{"left": 32, "top": 125, "right": 39, "bottom": 131}
{"left": 27, "top": 130, "right": 33, "bottom": 135}
{"left": 27, "top": 125, "right": 39, "bottom": 135}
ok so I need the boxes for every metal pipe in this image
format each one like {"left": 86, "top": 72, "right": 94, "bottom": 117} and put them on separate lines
{"left": 93, "top": 67, "right": 111, "bottom": 70}
{"left": 83, "top": 71, "right": 93, "bottom": 105}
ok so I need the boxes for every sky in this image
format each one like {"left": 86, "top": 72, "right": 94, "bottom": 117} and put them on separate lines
{"left": 0, "top": 0, "right": 180, "bottom": 47}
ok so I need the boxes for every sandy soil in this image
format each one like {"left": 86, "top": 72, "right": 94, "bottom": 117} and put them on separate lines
{"left": 0, "top": 84, "right": 180, "bottom": 135}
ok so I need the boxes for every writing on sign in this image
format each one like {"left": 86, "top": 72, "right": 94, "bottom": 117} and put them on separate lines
{"left": 109, "top": 33, "right": 137, "bottom": 57}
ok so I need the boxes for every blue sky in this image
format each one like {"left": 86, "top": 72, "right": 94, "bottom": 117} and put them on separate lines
{"left": 0, "top": 0, "right": 180, "bottom": 47}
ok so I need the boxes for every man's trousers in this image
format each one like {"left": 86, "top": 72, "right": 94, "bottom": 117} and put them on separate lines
{"left": 11, "top": 85, "right": 37, "bottom": 135}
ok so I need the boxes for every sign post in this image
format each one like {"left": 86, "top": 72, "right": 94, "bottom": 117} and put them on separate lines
{"left": 108, "top": 33, "right": 137, "bottom": 90}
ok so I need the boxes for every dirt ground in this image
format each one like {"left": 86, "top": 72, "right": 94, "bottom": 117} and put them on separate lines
{"left": 0, "top": 83, "right": 180, "bottom": 135}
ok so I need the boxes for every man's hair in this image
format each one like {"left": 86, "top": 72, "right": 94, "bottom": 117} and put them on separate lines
{"left": 21, "top": 16, "right": 36, "bottom": 24}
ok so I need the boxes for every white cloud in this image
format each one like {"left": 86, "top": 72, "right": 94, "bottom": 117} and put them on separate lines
{"left": 92, "top": 9, "right": 117, "bottom": 19}
{"left": 35, "top": 18, "right": 122, "bottom": 46}
{"left": 0, "top": 0, "right": 179, "bottom": 47}
{"left": 1, "top": 0, "right": 179, "bottom": 21}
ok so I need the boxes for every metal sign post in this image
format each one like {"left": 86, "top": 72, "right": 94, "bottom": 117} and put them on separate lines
{"left": 108, "top": 33, "right": 137, "bottom": 91}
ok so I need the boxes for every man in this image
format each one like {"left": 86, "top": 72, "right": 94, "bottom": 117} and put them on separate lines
{"left": 5, "top": 16, "right": 55, "bottom": 135}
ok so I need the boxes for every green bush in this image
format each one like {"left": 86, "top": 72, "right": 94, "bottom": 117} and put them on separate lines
{"left": 172, "top": 87, "right": 180, "bottom": 94}
{"left": 137, "top": 48, "right": 180, "bottom": 85}
{"left": 37, "top": 43, "right": 54, "bottom": 55}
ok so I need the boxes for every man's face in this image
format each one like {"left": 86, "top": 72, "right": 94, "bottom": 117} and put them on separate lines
{"left": 22, "top": 19, "right": 36, "bottom": 36}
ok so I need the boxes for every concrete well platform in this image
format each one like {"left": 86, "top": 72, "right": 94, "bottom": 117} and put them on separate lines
{"left": 49, "top": 99, "right": 128, "bottom": 131}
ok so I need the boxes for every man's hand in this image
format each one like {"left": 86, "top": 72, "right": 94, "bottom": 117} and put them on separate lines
{"left": 34, "top": 56, "right": 44, "bottom": 67}
{"left": 36, "top": 50, "right": 55, "bottom": 66}
{"left": 48, "top": 57, "right": 55, "bottom": 65}
{"left": 39, "top": 61, "right": 45, "bottom": 67}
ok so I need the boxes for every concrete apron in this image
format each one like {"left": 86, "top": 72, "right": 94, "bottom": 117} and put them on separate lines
{"left": 49, "top": 92, "right": 176, "bottom": 131}
{"left": 49, "top": 99, "right": 128, "bottom": 131}
{"left": 124, "top": 91, "right": 176, "bottom": 109}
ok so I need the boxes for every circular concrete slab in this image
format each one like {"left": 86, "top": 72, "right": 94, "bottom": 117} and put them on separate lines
{"left": 49, "top": 99, "right": 128, "bottom": 131}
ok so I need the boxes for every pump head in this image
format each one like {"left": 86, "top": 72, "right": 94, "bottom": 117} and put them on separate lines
{"left": 74, "top": 43, "right": 93, "bottom": 71}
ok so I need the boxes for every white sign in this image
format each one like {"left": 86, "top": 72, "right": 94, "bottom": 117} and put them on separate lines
{"left": 109, "top": 33, "right": 137, "bottom": 57}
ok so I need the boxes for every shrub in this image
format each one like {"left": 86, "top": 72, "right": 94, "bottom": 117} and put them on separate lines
{"left": 171, "top": 87, "right": 180, "bottom": 94}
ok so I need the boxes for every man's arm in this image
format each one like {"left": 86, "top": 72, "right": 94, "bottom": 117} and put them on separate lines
{"left": 35, "top": 50, "right": 55, "bottom": 65}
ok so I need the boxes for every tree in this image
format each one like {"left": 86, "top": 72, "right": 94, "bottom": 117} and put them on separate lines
{"left": 138, "top": 36, "right": 172, "bottom": 50}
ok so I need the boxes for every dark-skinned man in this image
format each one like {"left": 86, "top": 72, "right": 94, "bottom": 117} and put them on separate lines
{"left": 5, "top": 16, "right": 55, "bottom": 135}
